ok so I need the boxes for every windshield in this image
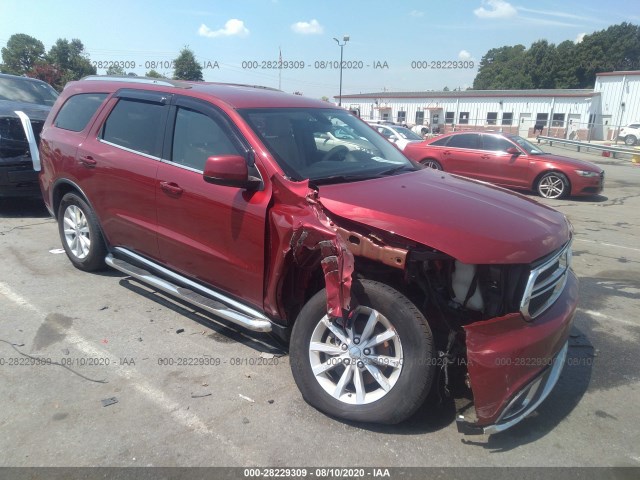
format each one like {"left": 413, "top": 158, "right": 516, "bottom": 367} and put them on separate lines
{"left": 393, "top": 126, "right": 422, "bottom": 140}
{"left": 508, "top": 134, "right": 545, "bottom": 155}
{"left": 0, "top": 76, "right": 59, "bottom": 106}
{"left": 240, "top": 108, "right": 415, "bottom": 183}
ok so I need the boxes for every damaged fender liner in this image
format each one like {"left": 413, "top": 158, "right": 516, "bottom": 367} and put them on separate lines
{"left": 265, "top": 175, "right": 354, "bottom": 319}
{"left": 460, "top": 269, "right": 578, "bottom": 432}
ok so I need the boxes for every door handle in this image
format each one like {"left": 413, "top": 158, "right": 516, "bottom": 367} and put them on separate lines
{"left": 79, "top": 155, "right": 97, "bottom": 167}
{"left": 160, "top": 181, "right": 184, "bottom": 196}
{"left": 480, "top": 155, "right": 490, "bottom": 159}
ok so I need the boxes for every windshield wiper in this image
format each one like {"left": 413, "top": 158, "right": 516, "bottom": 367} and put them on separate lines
{"left": 375, "top": 164, "right": 415, "bottom": 176}
{"left": 310, "top": 173, "right": 384, "bottom": 185}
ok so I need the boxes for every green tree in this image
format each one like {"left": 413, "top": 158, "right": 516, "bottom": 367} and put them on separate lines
{"left": 1, "top": 33, "right": 45, "bottom": 75}
{"left": 473, "top": 44, "right": 532, "bottom": 89}
{"left": 146, "top": 69, "right": 163, "bottom": 78}
{"left": 172, "top": 47, "right": 203, "bottom": 81}
{"left": 525, "top": 40, "right": 558, "bottom": 89}
{"left": 46, "top": 38, "right": 96, "bottom": 89}
{"left": 106, "top": 64, "right": 125, "bottom": 75}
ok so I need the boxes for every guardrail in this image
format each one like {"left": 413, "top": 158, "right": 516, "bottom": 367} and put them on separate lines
{"left": 536, "top": 135, "right": 639, "bottom": 160}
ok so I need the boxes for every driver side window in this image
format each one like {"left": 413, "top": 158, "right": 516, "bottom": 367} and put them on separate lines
{"left": 171, "top": 107, "right": 240, "bottom": 171}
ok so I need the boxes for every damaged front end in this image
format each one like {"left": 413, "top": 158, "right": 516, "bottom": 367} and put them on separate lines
{"left": 264, "top": 174, "right": 577, "bottom": 434}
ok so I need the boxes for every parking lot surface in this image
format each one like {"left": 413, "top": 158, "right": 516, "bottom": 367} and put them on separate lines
{"left": 0, "top": 145, "right": 639, "bottom": 468}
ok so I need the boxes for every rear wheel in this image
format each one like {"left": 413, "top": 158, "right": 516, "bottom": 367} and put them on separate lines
{"left": 290, "top": 280, "right": 434, "bottom": 424}
{"left": 421, "top": 159, "right": 442, "bottom": 170}
{"left": 536, "top": 172, "right": 569, "bottom": 199}
{"left": 58, "top": 193, "right": 107, "bottom": 271}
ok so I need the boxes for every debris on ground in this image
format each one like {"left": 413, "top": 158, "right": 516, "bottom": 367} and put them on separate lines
{"left": 238, "top": 394, "right": 255, "bottom": 403}
{"left": 176, "top": 329, "right": 185, "bottom": 334}
{"left": 101, "top": 397, "right": 118, "bottom": 407}
{"left": 190, "top": 393, "right": 212, "bottom": 398}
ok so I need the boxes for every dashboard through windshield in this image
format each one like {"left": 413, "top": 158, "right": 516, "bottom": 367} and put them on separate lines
{"left": 240, "top": 108, "right": 415, "bottom": 183}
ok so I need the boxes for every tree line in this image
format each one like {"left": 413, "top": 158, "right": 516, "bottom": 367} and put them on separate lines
{"left": 473, "top": 22, "right": 640, "bottom": 90}
{"left": 0, "top": 33, "right": 204, "bottom": 90}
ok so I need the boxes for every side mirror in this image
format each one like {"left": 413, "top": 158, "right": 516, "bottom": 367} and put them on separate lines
{"left": 203, "top": 155, "right": 261, "bottom": 190}
{"left": 389, "top": 135, "right": 398, "bottom": 142}
{"left": 506, "top": 147, "right": 521, "bottom": 155}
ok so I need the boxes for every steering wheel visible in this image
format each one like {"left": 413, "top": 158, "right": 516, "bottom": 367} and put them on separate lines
{"left": 320, "top": 145, "right": 349, "bottom": 162}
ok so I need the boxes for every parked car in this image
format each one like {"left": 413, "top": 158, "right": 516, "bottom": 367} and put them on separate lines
{"left": 404, "top": 131, "right": 604, "bottom": 199}
{"left": 367, "top": 123, "right": 424, "bottom": 151}
{"left": 618, "top": 123, "right": 640, "bottom": 146}
{"left": 0, "top": 73, "right": 58, "bottom": 197}
{"left": 40, "top": 76, "right": 578, "bottom": 434}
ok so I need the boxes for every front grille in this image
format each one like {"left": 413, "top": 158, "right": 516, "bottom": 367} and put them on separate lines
{"left": 520, "top": 241, "right": 572, "bottom": 321}
{"left": 0, "top": 117, "right": 43, "bottom": 159}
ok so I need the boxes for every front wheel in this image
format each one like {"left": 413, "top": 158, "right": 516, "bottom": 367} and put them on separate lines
{"left": 625, "top": 135, "right": 637, "bottom": 146}
{"left": 58, "top": 193, "right": 107, "bottom": 271}
{"left": 536, "top": 171, "right": 569, "bottom": 199}
{"left": 290, "top": 280, "right": 434, "bottom": 424}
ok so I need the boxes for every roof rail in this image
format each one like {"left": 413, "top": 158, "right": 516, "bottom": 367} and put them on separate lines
{"left": 81, "top": 75, "right": 191, "bottom": 89}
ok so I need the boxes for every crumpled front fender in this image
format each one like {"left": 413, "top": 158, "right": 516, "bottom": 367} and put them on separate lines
{"left": 264, "top": 175, "right": 354, "bottom": 320}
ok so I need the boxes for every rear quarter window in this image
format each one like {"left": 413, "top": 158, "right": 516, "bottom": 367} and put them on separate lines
{"left": 54, "top": 93, "right": 108, "bottom": 132}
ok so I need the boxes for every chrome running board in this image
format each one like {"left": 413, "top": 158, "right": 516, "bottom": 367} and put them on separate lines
{"left": 105, "top": 251, "right": 272, "bottom": 333}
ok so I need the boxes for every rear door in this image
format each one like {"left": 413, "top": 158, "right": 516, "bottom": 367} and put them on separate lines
{"left": 440, "top": 133, "right": 482, "bottom": 178}
{"left": 76, "top": 89, "right": 170, "bottom": 259}
{"left": 155, "top": 96, "right": 269, "bottom": 309}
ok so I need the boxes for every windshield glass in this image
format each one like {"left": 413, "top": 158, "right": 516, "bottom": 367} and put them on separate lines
{"left": 240, "top": 108, "right": 415, "bottom": 183}
{"left": 0, "top": 76, "right": 59, "bottom": 106}
{"left": 508, "top": 134, "right": 545, "bottom": 154}
{"left": 394, "top": 126, "right": 422, "bottom": 140}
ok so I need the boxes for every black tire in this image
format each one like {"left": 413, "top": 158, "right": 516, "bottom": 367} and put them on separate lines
{"left": 536, "top": 171, "right": 570, "bottom": 199}
{"left": 290, "top": 279, "right": 435, "bottom": 424}
{"left": 57, "top": 193, "right": 107, "bottom": 271}
{"left": 420, "top": 159, "right": 443, "bottom": 170}
{"left": 625, "top": 135, "right": 637, "bottom": 146}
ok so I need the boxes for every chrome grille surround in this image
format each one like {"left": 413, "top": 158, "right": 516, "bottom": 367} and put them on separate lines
{"left": 520, "top": 240, "right": 572, "bottom": 321}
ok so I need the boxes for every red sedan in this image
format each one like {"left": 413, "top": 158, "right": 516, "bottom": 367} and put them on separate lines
{"left": 404, "top": 131, "right": 604, "bottom": 199}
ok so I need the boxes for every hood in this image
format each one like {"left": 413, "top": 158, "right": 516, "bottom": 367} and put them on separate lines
{"left": 0, "top": 100, "right": 51, "bottom": 122}
{"left": 318, "top": 169, "right": 570, "bottom": 265}
{"left": 535, "top": 153, "right": 602, "bottom": 172}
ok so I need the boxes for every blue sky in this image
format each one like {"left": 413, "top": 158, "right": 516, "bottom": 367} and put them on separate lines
{"left": 1, "top": 0, "right": 637, "bottom": 99}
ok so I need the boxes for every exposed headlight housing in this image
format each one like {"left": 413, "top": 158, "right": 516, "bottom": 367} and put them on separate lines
{"left": 575, "top": 170, "right": 599, "bottom": 177}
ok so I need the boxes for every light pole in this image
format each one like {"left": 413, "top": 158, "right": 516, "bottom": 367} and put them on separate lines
{"left": 333, "top": 35, "right": 349, "bottom": 106}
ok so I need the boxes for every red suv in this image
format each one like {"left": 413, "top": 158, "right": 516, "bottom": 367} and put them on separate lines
{"left": 39, "top": 76, "right": 578, "bottom": 434}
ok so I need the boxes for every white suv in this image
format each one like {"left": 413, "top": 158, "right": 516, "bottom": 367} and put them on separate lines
{"left": 619, "top": 123, "right": 640, "bottom": 146}
{"left": 368, "top": 123, "right": 424, "bottom": 151}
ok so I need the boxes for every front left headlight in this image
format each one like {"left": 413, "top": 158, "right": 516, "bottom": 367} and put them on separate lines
{"left": 575, "top": 170, "right": 599, "bottom": 177}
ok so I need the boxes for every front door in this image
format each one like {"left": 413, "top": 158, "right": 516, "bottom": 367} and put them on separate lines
{"left": 155, "top": 96, "right": 270, "bottom": 309}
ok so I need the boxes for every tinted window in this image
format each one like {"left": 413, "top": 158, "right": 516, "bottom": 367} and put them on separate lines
{"left": 171, "top": 108, "right": 240, "bottom": 171}
{"left": 54, "top": 93, "right": 108, "bottom": 132}
{"left": 430, "top": 137, "right": 450, "bottom": 146}
{"left": 447, "top": 133, "right": 480, "bottom": 149}
{"left": 102, "top": 99, "right": 164, "bottom": 156}
{"left": 482, "top": 135, "right": 514, "bottom": 152}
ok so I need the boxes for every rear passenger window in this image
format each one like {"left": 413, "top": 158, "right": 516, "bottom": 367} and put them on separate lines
{"left": 447, "top": 134, "right": 480, "bottom": 149}
{"left": 54, "top": 93, "right": 108, "bottom": 132}
{"left": 430, "top": 137, "right": 450, "bottom": 146}
{"left": 102, "top": 99, "right": 164, "bottom": 157}
{"left": 171, "top": 107, "right": 240, "bottom": 171}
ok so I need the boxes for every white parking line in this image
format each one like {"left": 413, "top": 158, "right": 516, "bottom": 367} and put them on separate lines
{"left": 0, "top": 281, "right": 251, "bottom": 464}
{"left": 575, "top": 238, "right": 640, "bottom": 254}
{"left": 577, "top": 308, "right": 637, "bottom": 327}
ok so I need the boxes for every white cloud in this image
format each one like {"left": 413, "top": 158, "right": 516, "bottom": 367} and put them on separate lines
{"left": 474, "top": 0, "right": 517, "bottom": 19}
{"left": 517, "top": 7, "right": 596, "bottom": 22}
{"left": 575, "top": 32, "right": 586, "bottom": 43}
{"left": 291, "top": 19, "right": 324, "bottom": 35}
{"left": 410, "top": 10, "right": 424, "bottom": 17}
{"left": 198, "top": 19, "right": 249, "bottom": 38}
{"left": 458, "top": 50, "right": 472, "bottom": 60}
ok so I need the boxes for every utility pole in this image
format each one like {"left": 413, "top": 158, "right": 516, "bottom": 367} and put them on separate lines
{"left": 333, "top": 35, "right": 349, "bottom": 106}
